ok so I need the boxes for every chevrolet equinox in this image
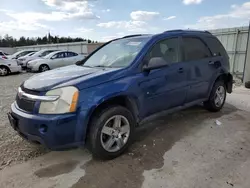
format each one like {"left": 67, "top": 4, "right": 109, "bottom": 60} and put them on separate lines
{"left": 8, "top": 30, "right": 233, "bottom": 159}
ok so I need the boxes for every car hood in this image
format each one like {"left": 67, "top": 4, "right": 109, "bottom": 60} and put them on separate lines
{"left": 6, "top": 55, "right": 12, "bottom": 58}
{"left": 0, "top": 59, "right": 15, "bottom": 64}
{"left": 23, "top": 65, "right": 121, "bottom": 91}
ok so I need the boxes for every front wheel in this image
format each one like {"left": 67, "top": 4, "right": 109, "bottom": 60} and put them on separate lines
{"left": 204, "top": 80, "right": 226, "bottom": 112}
{"left": 39, "top": 64, "right": 50, "bottom": 72}
{"left": 0, "top": 66, "right": 9, "bottom": 76}
{"left": 87, "top": 106, "right": 135, "bottom": 160}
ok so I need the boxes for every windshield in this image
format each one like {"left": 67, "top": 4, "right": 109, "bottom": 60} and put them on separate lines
{"left": 83, "top": 36, "right": 150, "bottom": 68}
{"left": 31, "top": 51, "right": 43, "bottom": 57}
{"left": 16, "top": 51, "right": 33, "bottom": 58}
{"left": 10, "top": 51, "right": 24, "bottom": 58}
{"left": 40, "top": 50, "right": 56, "bottom": 57}
{"left": 27, "top": 52, "right": 35, "bottom": 56}
{"left": 43, "top": 52, "right": 57, "bottom": 59}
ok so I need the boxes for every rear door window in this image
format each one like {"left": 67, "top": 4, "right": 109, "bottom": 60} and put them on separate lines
{"left": 182, "top": 37, "right": 212, "bottom": 61}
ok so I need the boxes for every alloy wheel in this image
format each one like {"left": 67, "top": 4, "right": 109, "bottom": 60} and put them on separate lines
{"left": 100, "top": 115, "right": 130, "bottom": 153}
{"left": 41, "top": 65, "right": 49, "bottom": 72}
{"left": 0, "top": 67, "right": 8, "bottom": 76}
{"left": 214, "top": 86, "right": 225, "bottom": 107}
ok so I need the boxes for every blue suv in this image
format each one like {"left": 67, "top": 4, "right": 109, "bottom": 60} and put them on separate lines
{"left": 8, "top": 30, "right": 233, "bottom": 159}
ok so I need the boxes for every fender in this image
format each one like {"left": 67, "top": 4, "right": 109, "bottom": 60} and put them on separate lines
{"left": 207, "top": 67, "right": 233, "bottom": 98}
{"left": 226, "top": 73, "right": 233, "bottom": 93}
{"left": 77, "top": 93, "right": 140, "bottom": 143}
{"left": 89, "top": 92, "right": 140, "bottom": 121}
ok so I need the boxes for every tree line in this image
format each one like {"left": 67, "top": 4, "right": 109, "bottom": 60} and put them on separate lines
{"left": 0, "top": 34, "right": 98, "bottom": 47}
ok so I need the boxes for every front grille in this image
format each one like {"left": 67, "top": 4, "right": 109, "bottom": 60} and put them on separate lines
{"left": 16, "top": 95, "right": 36, "bottom": 113}
{"left": 16, "top": 85, "right": 39, "bottom": 113}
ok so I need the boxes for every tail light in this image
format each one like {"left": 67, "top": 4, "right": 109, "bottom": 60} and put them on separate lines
{"left": 2, "top": 56, "right": 7, "bottom": 59}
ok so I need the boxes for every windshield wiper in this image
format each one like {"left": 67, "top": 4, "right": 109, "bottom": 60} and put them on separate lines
{"left": 93, "top": 65, "right": 111, "bottom": 68}
{"left": 82, "top": 65, "right": 93, "bottom": 68}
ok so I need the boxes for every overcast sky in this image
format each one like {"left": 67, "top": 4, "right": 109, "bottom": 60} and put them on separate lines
{"left": 0, "top": 0, "right": 250, "bottom": 41}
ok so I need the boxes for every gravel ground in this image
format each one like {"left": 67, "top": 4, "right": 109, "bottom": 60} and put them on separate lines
{"left": 0, "top": 73, "right": 48, "bottom": 169}
{"left": 1, "top": 87, "right": 250, "bottom": 188}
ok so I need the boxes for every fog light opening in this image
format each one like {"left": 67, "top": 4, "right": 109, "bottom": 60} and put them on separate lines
{"left": 39, "top": 124, "right": 48, "bottom": 134}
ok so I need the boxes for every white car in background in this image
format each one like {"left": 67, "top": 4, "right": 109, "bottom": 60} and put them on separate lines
{"left": 7, "top": 50, "right": 37, "bottom": 60}
{"left": 27, "top": 51, "right": 84, "bottom": 72}
{"left": 0, "top": 58, "right": 22, "bottom": 76}
{"left": 18, "top": 49, "right": 58, "bottom": 68}
{"left": 17, "top": 52, "right": 36, "bottom": 66}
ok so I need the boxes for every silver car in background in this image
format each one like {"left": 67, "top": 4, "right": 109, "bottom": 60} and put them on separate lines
{"left": 17, "top": 52, "right": 36, "bottom": 66}
{"left": 27, "top": 51, "right": 84, "bottom": 72}
{"left": 18, "top": 49, "right": 58, "bottom": 68}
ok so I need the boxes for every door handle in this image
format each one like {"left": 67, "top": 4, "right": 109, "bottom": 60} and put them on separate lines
{"left": 208, "top": 61, "right": 215, "bottom": 65}
{"left": 178, "top": 68, "right": 184, "bottom": 73}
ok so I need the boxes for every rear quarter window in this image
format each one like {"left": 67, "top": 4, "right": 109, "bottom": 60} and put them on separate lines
{"left": 67, "top": 52, "right": 78, "bottom": 57}
{"left": 204, "top": 36, "right": 229, "bottom": 59}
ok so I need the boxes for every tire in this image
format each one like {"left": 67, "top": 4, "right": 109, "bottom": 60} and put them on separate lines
{"left": 204, "top": 80, "right": 226, "bottom": 112}
{"left": 39, "top": 64, "right": 50, "bottom": 72}
{"left": 0, "top": 66, "right": 9, "bottom": 76}
{"left": 87, "top": 106, "right": 135, "bottom": 160}
{"left": 245, "top": 81, "right": 250, "bottom": 89}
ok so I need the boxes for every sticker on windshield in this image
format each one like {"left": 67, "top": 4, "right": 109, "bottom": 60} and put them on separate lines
{"left": 127, "top": 42, "right": 141, "bottom": 46}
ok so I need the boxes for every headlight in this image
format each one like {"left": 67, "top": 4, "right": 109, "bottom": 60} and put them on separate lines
{"left": 29, "top": 61, "right": 37, "bottom": 65}
{"left": 26, "top": 60, "right": 32, "bottom": 65}
{"left": 39, "top": 86, "right": 79, "bottom": 114}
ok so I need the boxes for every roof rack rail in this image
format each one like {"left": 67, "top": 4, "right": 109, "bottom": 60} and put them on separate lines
{"left": 164, "top": 29, "right": 211, "bottom": 34}
{"left": 164, "top": 29, "right": 183, "bottom": 33}
{"left": 122, "top": 34, "right": 145, "bottom": 38}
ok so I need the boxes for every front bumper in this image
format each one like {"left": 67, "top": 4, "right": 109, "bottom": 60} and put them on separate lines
{"left": 26, "top": 65, "right": 39, "bottom": 72}
{"left": 17, "top": 60, "right": 23, "bottom": 66}
{"left": 9, "top": 102, "right": 86, "bottom": 150}
{"left": 9, "top": 65, "right": 22, "bottom": 73}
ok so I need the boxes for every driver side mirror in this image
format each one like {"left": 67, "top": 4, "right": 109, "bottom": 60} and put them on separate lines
{"left": 75, "top": 60, "right": 83, "bottom": 65}
{"left": 142, "top": 57, "right": 168, "bottom": 71}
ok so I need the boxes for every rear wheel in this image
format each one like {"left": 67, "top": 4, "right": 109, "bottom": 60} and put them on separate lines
{"left": 87, "top": 106, "right": 135, "bottom": 160}
{"left": 0, "top": 66, "right": 9, "bottom": 76}
{"left": 39, "top": 64, "right": 50, "bottom": 72}
{"left": 204, "top": 80, "right": 226, "bottom": 112}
